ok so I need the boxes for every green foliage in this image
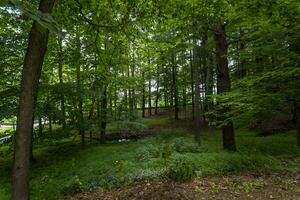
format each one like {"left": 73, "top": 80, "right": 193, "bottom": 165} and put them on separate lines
{"left": 1, "top": 127, "right": 300, "bottom": 199}
{"left": 108, "top": 121, "right": 148, "bottom": 136}
{"left": 125, "top": 169, "right": 166, "bottom": 182}
{"left": 134, "top": 144, "right": 160, "bottom": 161}
{"left": 167, "top": 154, "right": 196, "bottom": 181}
{"left": 60, "top": 176, "right": 83, "bottom": 196}
{"left": 154, "top": 128, "right": 188, "bottom": 141}
{"left": 10, "top": 0, "right": 62, "bottom": 36}
{"left": 172, "top": 137, "right": 202, "bottom": 153}
{"left": 1, "top": 0, "right": 300, "bottom": 198}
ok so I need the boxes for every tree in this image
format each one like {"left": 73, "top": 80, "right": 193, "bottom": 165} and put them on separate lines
{"left": 213, "top": 23, "right": 236, "bottom": 152}
{"left": 12, "top": 0, "right": 56, "bottom": 199}
{"left": 192, "top": 22, "right": 201, "bottom": 145}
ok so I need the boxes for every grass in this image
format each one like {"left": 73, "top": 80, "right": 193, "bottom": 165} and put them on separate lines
{"left": 0, "top": 119, "right": 300, "bottom": 200}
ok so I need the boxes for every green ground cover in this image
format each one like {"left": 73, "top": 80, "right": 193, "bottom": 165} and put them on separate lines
{"left": 0, "top": 119, "right": 299, "bottom": 200}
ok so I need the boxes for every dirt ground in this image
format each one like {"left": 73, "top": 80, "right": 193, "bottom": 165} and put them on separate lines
{"left": 65, "top": 172, "right": 300, "bottom": 200}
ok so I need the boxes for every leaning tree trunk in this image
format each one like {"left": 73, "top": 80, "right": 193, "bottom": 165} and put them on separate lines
{"left": 12, "top": 0, "right": 56, "bottom": 199}
{"left": 213, "top": 23, "right": 236, "bottom": 152}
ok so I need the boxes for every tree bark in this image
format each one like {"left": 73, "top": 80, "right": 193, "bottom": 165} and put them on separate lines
{"left": 172, "top": 54, "right": 179, "bottom": 120}
{"left": 12, "top": 0, "right": 56, "bottom": 199}
{"left": 88, "top": 97, "right": 95, "bottom": 144}
{"left": 130, "top": 43, "right": 136, "bottom": 118}
{"left": 155, "top": 67, "right": 160, "bottom": 115}
{"left": 193, "top": 33, "right": 201, "bottom": 145}
{"left": 189, "top": 49, "right": 195, "bottom": 120}
{"left": 128, "top": 65, "right": 133, "bottom": 120}
{"left": 75, "top": 35, "right": 84, "bottom": 146}
{"left": 58, "top": 37, "right": 66, "bottom": 129}
{"left": 38, "top": 116, "right": 43, "bottom": 138}
{"left": 148, "top": 78, "right": 152, "bottom": 116}
{"left": 213, "top": 23, "right": 236, "bottom": 152}
{"left": 48, "top": 115, "right": 52, "bottom": 134}
{"left": 100, "top": 85, "right": 107, "bottom": 143}
{"left": 205, "top": 50, "right": 214, "bottom": 111}
{"left": 237, "top": 30, "right": 247, "bottom": 78}
{"left": 142, "top": 71, "right": 146, "bottom": 118}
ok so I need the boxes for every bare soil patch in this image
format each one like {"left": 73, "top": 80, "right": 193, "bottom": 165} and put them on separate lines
{"left": 65, "top": 172, "right": 300, "bottom": 200}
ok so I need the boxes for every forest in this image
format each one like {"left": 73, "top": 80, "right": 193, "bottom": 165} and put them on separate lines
{"left": 0, "top": 0, "right": 300, "bottom": 199}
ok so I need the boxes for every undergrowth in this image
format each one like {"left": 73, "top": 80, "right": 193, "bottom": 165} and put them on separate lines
{"left": 0, "top": 122, "right": 300, "bottom": 200}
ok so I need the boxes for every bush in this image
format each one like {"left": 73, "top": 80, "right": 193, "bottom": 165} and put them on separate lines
{"left": 219, "top": 154, "right": 282, "bottom": 174}
{"left": 60, "top": 176, "right": 83, "bottom": 195}
{"left": 134, "top": 144, "right": 160, "bottom": 161}
{"left": 154, "top": 128, "right": 187, "bottom": 141}
{"left": 134, "top": 143, "right": 173, "bottom": 162}
{"left": 85, "top": 177, "right": 101, "bottom": 191}
{"left": 172, "top": 137, "right": 201, "bottom": 153}
{"left": 109, "top": 121, "right": 148, "bottom": 135}
{"left": 101, "top": 175, "right": 120, "bottom": 189}
{"left": 125, "top": 169, "right": 166, "bottom": 183}
{"left": 167, "top": 155, "right": 196, "bottom": 181}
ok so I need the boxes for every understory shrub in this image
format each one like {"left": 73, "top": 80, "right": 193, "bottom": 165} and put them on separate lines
{"left": 60, "top": 176, "right": 83, "bottom": 195}
{"left": 125, "top": 169, "right": 167, "bottom": 182}
{"left": 219, "top": 154, "right": 282, "bottom": 174}
{"left": 134, "top": 143, "right": 173, "bottom": 161}
{"left": 172, "top": 137, "right": 202, "bottom": 153}
{"left": 167, "top": 155, "right": 196, "bottom": 181}
{"left": 109, "top": 121, "right": 148, "bottom": 135}
{"left": 134, "top": 144, "right": 160, "bottom": 161}
{"left": 154, "top": 128, "right": 187, "bottom": 141}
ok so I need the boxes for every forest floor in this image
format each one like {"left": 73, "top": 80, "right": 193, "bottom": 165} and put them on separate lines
{"left": 67, "top": 172, "right": 300, "bottom": 200}
{"left": 65, "top": 118, "right": 300, "bottom": 200}
{"left": 1, "top": 117, "right": 300, "bottom": 200}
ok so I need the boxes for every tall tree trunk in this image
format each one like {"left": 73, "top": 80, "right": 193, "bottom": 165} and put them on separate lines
{"left": 114, "top": 88, "right": 117, "bottom": 121}
{"left": 38, "top": 116, "right": 43, "bottom": 138}
{"left": 201, "top": 29, "right": 209, "bottom": 113}
{"left": 172, "top": 54, "right": 179, "bottom": 120}
{"left": 88, "top": 97, "right": 95, "bottom": 144}
{"left": 124, "top": 87, "right": 128, "bottom": 116}
{"left": 76, "top": 37, "right": 84, "bottom": 146}
{"left": 128, "top": 65, "right": 133, "bottom": 120}
{"left": 205, "top": 49, "right": 214, "bottom": 111}
{"left": 193, "top": 28, "right": 201, "bottom": 145}
{"left": 213, "top": 23, "right": 236, "bottom": 152}
{"left": 169, "top": 62, "right": 173, "bottom": 119}
{"left": 182, "top": 51, "right": 187, "bottom": 119}
{"left": 142, "top": 71, "right": 146, "bottom": 118}
{"left": 148, "top": 78, "right": 152, "bottom": 116}
{"left": 58, "top": 37, "right": 66, "bottom": 129}
{"left": 130, "top": 43, "right": 136, "bottom": 116}
{"left": 12, "top": 0, "right": 55, "bottom": 199}
{"left": 48, "top": 115, "right": 52, "bottom": 134}
{"left": 100, "top": 85, "right": 107, "bottom": 143}
{"left": 190, "top": 49, "right": 195, "bottom": 120}
{"left": 238, "top": 30, "right": 247, "bottom": 78}
{"left": 155, "top": 66, "right": 160, "bottom": 115}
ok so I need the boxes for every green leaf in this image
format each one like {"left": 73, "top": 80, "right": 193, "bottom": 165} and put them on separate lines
{"left": 10, "top": 0, "right": 62, "bottom": 37}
